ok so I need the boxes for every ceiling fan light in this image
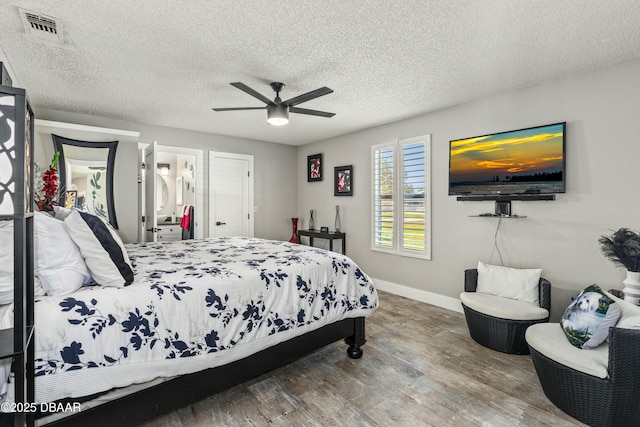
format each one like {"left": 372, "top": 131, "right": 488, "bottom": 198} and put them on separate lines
{"left": 267, "top": 117, "right": 289, "bottom": 126}
{"left": 267, "top": 104, "right": 289, "bottom": 126}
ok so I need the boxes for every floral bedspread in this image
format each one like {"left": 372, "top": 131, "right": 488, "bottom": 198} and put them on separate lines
{"left": 34, "top": 237, "right": 378, "bottom": 380}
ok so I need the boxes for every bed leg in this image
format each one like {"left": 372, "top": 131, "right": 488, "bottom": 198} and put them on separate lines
{"left": 345, "top": 317, "right": 366, "bottom": 359}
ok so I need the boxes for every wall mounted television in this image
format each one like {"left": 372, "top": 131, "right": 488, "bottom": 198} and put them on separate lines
{"left": 448, "top": 122, "right": 566, "bottom": 198}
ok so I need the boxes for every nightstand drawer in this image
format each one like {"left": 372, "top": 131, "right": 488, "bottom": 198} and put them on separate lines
{"left": 157, "top": 225, "right": 182, "bottom": 241}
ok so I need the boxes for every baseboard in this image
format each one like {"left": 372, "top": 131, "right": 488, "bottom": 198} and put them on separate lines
{"left": 371, "top": 277, "right": 463, "bottom": 314}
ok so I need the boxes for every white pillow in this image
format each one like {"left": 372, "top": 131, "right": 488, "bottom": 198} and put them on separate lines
{"left": 34, "top": 211, "right": 92, "bottom": 296}
{"left": 605, "top": 291, "right": 640, "bottom": 329}
{"left": 52, "top": 205, "right": 74, "bottom": 221}
{"left": 476, "top": 261, "right": 542, "bottom": 304}
{"left": 0, "top": 220, "right": 46, "bottom": 304}
{"left": 0, "top": 220, "right": 14, "bottom": 304}
{"left": 64, "top": 210, "right": 134, "bottom": 287}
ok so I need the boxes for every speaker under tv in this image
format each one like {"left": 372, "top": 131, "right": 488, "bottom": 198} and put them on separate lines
{"left": 495, "top": 201, "right": 511, "bottom": 216}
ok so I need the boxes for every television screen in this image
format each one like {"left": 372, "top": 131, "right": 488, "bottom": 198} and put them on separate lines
{"left": 448, "top": 122, "right": 566, "bottom": 196}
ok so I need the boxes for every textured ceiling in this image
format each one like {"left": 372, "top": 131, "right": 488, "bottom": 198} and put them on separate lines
{"left": 1, "top": 1, "right": 640, "bottom": 146}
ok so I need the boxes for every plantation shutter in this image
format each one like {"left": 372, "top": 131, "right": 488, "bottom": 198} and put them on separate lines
{"left": 371, "top": 135, "right": 430, "bottom": 259}
{"left": 372, "top": 144, "right": 394, "bottom": 249}
{"left": 400, "top": 140, "right": 426, "bottom": 253}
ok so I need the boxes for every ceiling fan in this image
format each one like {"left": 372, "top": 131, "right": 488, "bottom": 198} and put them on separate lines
{"left": 212, "top": 82, "right": 335, "bottom": 126}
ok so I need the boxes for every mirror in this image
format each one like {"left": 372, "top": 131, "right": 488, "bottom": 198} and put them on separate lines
{"left": 156, "top": 174, "right": 168, "bottom": 211}
{"left": 52, "top": 134, "right": 119, "bottom": 228}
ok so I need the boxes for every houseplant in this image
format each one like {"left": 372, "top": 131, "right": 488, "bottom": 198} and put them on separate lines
{"left": 599, "top": 228, "right": 640, "bottom": 304}
{"left": 35, "top": 151, "right": 61, "bottom": 213}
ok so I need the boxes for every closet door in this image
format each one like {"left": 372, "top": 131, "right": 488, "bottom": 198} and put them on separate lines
{"left": 209, "top": 152, "right": 254, "bottom": 238}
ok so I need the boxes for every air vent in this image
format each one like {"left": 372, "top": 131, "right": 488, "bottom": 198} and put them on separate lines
{"left": 19, "top": 8, "right": 63, "bottom": 43}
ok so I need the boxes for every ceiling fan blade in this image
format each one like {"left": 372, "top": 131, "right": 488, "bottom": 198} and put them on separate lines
{"left": 289, "top": 107, "right": 335, "bottom": 118}
{"left": 230, "top": 82, "right": 275, "bottom": 106}
{"left": 283, "top": 87, "right": 333, "bottom": 107}
{"left": 212, "top": 107, "right": 266, "bottom": 111}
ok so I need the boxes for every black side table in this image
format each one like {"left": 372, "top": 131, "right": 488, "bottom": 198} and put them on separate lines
{"left": 297, "top": 229, "right": 346, "bottom": 255}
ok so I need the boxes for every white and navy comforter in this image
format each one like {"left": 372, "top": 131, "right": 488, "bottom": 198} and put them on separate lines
{"left": 30, "top": 237, "right": 377, "bottom": 403}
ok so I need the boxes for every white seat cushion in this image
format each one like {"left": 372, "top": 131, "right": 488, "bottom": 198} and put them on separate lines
{"left": 526, "top": 323, "right": 609, "bottom": 379}
{"left": 460, "top": 291, "right": 549, "bottom": 321}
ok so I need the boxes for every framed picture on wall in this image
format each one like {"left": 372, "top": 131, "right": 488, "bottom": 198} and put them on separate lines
{"left": 307, "top": 153, "right": 322, "bottom": 182}
{"left": 65, "top": 190, "right": 77, "bottom": 209}
{"left": 334, "top": 165, "right": 353, "bottom": 196}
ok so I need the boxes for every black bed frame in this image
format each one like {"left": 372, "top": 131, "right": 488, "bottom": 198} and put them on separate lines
{"left": 43, "top": 317, "right": 365, "bottom": 426}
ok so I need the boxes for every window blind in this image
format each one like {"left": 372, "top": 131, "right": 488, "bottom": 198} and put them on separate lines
{"left": 373, "top": 145, "right": 394, "bottom": 248}
{"left": 401, "top": 142, "right": 425, "bottom": 252}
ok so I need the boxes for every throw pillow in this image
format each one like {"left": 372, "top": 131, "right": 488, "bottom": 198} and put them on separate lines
{"left": 605, "top": 290, "right": 640, "bottom": 329}
{"left": 34, "top": 211, "right": 92, "bottom": 296}
{"left": 0, "top": 219, "right": 46, "bottom": 304}
{"left": 64, "top": 210, "right": 134, "bottom": 287}
{"left": 561, "top": 284, "right": 622, "bottom": 349}
{"left": 476, "top": 261, "right": 542, "bottom": 304}
{"left": 0, "top": 220, "right": 14, "bottom": 304}
{"left": 52, "top": 205, "right": 74, "bottom": 221}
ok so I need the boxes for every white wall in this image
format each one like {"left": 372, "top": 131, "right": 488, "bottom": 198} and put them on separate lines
{"left": 33, "top": 109, "right": 298, "bottom": 244}
{"left": 298, "top": 58, "right": 640, "bottom": 321}
{"left": 176, "top": 153, "right": 196, "bottom": 208}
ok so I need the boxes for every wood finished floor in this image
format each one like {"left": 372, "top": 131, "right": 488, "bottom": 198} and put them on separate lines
{"left": 141, "top": 291, "right": 584, "bottom": 427}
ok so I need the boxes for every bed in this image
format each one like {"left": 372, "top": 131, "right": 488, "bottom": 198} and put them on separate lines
{"left": 1, "top": 231, "right": 377, "bottom": 425}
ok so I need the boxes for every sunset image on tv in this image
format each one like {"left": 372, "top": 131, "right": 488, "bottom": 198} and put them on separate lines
{"left": 449, "top": 123, "right": 565, "bottom": 195}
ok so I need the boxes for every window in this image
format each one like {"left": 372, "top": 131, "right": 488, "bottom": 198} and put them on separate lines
{"left": 371, "top": 135, "right": 431, "bottom": 259}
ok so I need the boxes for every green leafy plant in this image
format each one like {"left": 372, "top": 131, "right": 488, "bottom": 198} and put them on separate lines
{"left": 599, "top": 228, "right": 640, "bottom": 272}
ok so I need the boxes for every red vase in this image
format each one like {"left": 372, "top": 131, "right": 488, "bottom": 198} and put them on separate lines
{"left": 289, "top": 217, "right": 299, "bottom": 243}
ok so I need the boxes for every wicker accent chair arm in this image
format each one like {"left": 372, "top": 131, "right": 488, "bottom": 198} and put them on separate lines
{"left": 608, "top": 327, "right": 640, "bottom": 384}
{"left": 464, "top": 269, "right": 479, "bottom": 292}
{"left": 539, "top": 278, "right": 551, "bottom": 311}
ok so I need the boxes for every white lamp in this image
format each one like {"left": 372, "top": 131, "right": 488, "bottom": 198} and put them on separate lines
{"left": 267, "top": 104, "right": 289, "bottom": 126}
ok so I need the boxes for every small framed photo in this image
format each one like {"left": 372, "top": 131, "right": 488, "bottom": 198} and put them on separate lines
{"left": 65, "top": 190, "right": 77, "bottom": 209}
{"left": 334, "top": 165, "right": 353, "bottom": 196}
{"left": 307, "top": 153, "right": 322, "bottom": 182}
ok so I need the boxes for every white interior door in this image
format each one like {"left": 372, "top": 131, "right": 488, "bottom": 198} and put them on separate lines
{"left": 209, "top": 152, "right": 254, "bottom": 238}
{"left": 144, "top": 141, "right": 157, "bottom": 242}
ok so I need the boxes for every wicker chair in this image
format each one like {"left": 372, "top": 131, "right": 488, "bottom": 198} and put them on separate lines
{"left": 461, "top": 268, "right": 551, "bottom": 355}
{"left": 527, "top": 326, "right": 640, "bottom": 427}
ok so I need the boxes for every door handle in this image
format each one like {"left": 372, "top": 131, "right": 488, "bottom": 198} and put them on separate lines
{"left": 216, "top": 221, "right": 226, "bottom": 226}
{"left": 146, "top": 227, "right": 157, "bottom": 232}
